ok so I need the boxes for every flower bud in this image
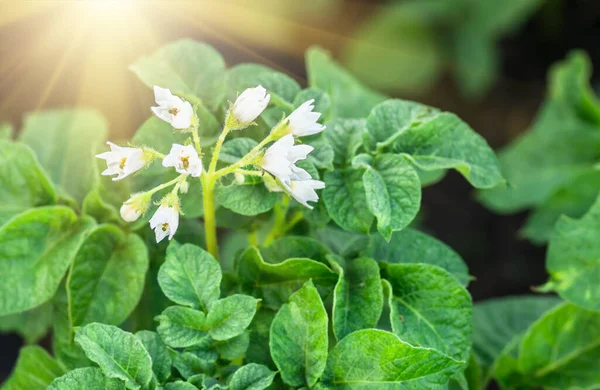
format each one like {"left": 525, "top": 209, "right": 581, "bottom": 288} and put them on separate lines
{"left": 120, "top": 193, "right": 152, "bottom": 222}
{"left": 120, "top": 203, "right": 142, "bottom": 222}
{"left": 234, "top": 172, "right": 245, "bottom": 184}
{"left": 179, "top": 180, "right": 189, "bottom": 194}
{"left": 231, "top": 85, "right": 270, "bottom": 127}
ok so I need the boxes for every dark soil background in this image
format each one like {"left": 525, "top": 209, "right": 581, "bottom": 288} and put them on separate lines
{"left": 1, "top": 1, "right": 600, "bottom": 387}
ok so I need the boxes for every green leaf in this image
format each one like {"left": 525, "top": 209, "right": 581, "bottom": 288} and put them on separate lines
{"left": 366, "top": 100, "right": 503, "bottom": 188}
{"left": 0, "top": 302, "right": 53, "bottom": 344}
{"left": 332, "top": 257, "right": 383, "bottom": 341}
{"left": 322, "top": 329, "right": 462, "bottom": 388}
{"left": 517, "top": 303, "right": 600, "bottom": 389}
{"left": 451, "top": 26, "right": 498, "bottom": 98}
{"left": 363, "top": 228, "right": 470, "bottom": 286}
{"left": 215, "top": 181, "right": 277, "bottom": 216}
{"left": 171, "top": 347, "right": 218, "bottom": 379}
{"left": 215, "top": 331, "right": 250, "bottom": 360}
{"left": 259, "top": 236, "right": 330, "bottom": 264}
{"left": 468, "top": 0, "right": 545, "bottom": 37}
{"left": 0, "top": 141, "right": 56, "bottom": 226}
{"left": 521, "top": 169, "right": 600, "bottom": 243}
{"left": 2, "top": 346, "right": 66, "bottom": 390}
{"left": 75, "top": 323, "right": 153, "bottom": 390}
{"left": 397, "top": 112, "right": 503, "bottom": 189}
{"left": 52, "top": 283, "right": 91, "bottom": 369}
{"left": 156, "top": 306, "right": 208, "bottom": 348}
{"left": 362, "top": 154, "right": 421, "bottom": 239}
{"left": 19, "top": 109, "right": 108, "bottom": 202}
{"left": 342, "top": 4, "right": 443, "bottom": 93}
{"left": 472, "top": 295, "right": 561, "bottom": 379}
{"left": 227, "top": 63, "right": 300, "bottom": 106}
{"left": 165, "top": 382, "right": 198, "bottom": 390}
{"left": 306, "top": 46, "right": 386, "bottom": 119}
{"left": 0, "top": 122, "right": 13, "bottom": 139}
{"left": 136, "top": 330, "right": 172, "bottom": 384}
{"left": 219, "top": 138, "right": 258, "bottom": 164}
{"left": 384, "top": 263, "right": 472, "bottom": 363}
{"left": 81, "top": 190, "right": 121, "bottom": 225}
{"left": 48, "top": 367, "right": 109, "bottom": 390}
{"left": 364, "top": 99, "right": 436, "bottom": 150}
{"left": 324, "top": 118, "right": 366, "bottom": 166}
{"left": 449, "top": 354, "right": 483, "bottom": 390}
{"left": 206, "top": 294, "right": 258, "bottom": 341}
{"left": 270, "top": 280, "right": 328, "bottom": 387}
{"left": 235, "top": 246, "right": 337, "bottom": 307}
{"left": 316, "top": 226, "right": 369, "bottom": 258}
{"left": 479, "top": 51, "right": 600, "bottom": 213}
{"left": 304, "top": 133, "right": 334, "bottom": 171}
{"left": 246, "top": 309, "right": 276, "bottom": 368}
{"left": 130, "top": 39, "right": 226, "bottom": 110}
{"left": 158, "top": 243, "right": 221, "bottom": 311}
{"left": 323, "top": 168, "right": 373, "bottom": 233}
{"left": 228, "top": 364, "right": 277, "bottom": 390}
{"left": 545, "top": 195, "right": 600, "bottom": 310}
{"left": 0, "top": 206, "right": 94, "bottom": 316}
{"left": 68, "top": 225, "right": 149, "bottom": 326}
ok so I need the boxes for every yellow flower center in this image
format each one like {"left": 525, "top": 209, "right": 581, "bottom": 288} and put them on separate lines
{"left": 161, "top": 223, "right": 169, "bottom": 232}
{"left": 119, "top": 157, "right": 127, "bottom": 169}
{"left": 168, "top": 107, "right": 179, "bottom": 116}
{"left": 180, "top": 156, "right": 190, "bottom": 169}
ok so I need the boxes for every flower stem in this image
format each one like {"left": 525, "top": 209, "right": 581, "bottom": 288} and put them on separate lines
{"left": 213, "top": 133, "right": 274, "bottom": 180}
{"left": 208, "top": 121, "right": 231, "bottom": 174}
{"left": 147, "top": 175, "right": 185, "bottom": 196}
{"left": 192, "top": 127, "right": 202, "bottom": 155}
{"left": 202, "top": 174, "right": 219, "bottom": 259}
{"left": 236, "top": 169, "right": 263, "bottom": 177}
{"left": 263, "top": 196, "right": 290, "bottom": 246}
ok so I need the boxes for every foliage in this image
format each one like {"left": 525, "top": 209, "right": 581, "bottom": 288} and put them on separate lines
{"left": 0, "top": 37, "right": 596, "bottom": 390}
{"left": 342, "top": 0, "right": 544, "bottom": 97}
{"left": 479, "top": 51, "right": 600, "bottom": 244}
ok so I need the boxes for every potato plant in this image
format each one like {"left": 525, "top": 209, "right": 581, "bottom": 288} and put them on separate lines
{"left": 479, "top": 51, "right": 600, "bottom": 244}
{"left": 0, "top": 39, "right": 597, "bottom": 390}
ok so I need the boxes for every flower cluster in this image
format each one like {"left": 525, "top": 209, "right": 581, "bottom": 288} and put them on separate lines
{"left": 97, "top": 84, "right": 326, "bottom": 243}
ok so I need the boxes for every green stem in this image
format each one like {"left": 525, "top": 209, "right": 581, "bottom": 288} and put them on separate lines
{"left": 263, "top": 196, "right": 290, "bottom": 246}
{"left": 208, "top": 125, "right": 230, "bottom": 174}
{"left": 202, "top": 174, "right": 219, "bottom": 259}
{"left": 214, "top": 133, "right": 275, "bottom": 179}
{"left": 283, "top": 210, "right": 304, "bottom": 233}
{"left": 248, "top": 230, "right": 258, "bottom": 246}
{"left": 192, "top": 126, "right": 202, "bottom": 155}
{"left": 236, "top": 169, "right": 263, "bottom": 177}
{"left": 147, "top": 175, "right": 184, "bottom": 196}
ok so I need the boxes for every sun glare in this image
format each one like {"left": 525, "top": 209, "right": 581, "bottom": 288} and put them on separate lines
{"left": 0, "top": 0, "right": 351, "bottom": 137}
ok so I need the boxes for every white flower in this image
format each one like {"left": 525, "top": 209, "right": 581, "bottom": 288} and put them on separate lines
{"left": 162, "top": 144, "right": 202, "bottom": 177}
{"left": 96, "top": 141, "right": 147, "bottom": 181}
{"left": 261, "top": 134, "right": 312, "bottom": 184}
{"left": 149, "top": 204, "right": 179, "bottom": 243}
{"left": 231, "top": 85, "right": 270, "bottom": 125}
{"left": 120, "top": 203, "right": 142, "bottom": 222}
{"left": 151, "top": 86, "right": 194, "bottom": 129}
{"left": 282, "top": 179, "right": 325, "bottom": 209}
{"left": 286, "top": 99, "right": 325, "bottom": 137}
